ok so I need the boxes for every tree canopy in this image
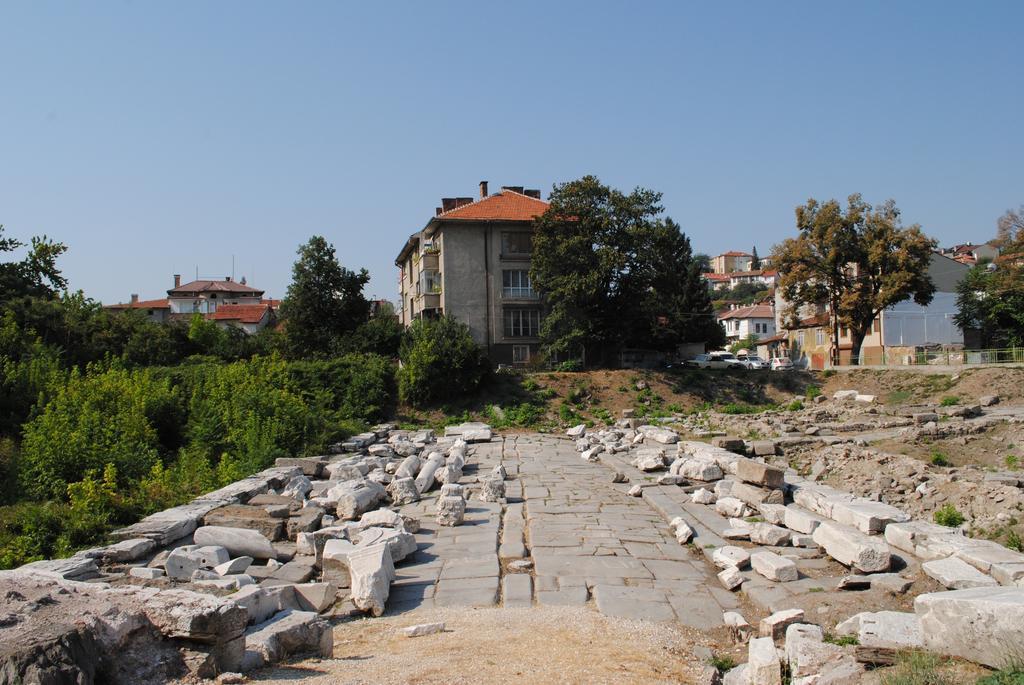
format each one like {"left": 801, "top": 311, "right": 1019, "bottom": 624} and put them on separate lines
{"left": 955, "top": 211, "right": 1024, "bottom": 347}
{"left": 773, "top": 194, "right": 936, "bottom": 364}
{"left": 530, "top": 176, "right": 722, "bottom": 365}
{"left": 280, "top": 236, "right": 370, "bottom": 356}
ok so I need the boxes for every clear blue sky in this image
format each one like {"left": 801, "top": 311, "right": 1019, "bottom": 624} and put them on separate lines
{"left": 2, "top": 1, "right": 1021, "bottom": 304}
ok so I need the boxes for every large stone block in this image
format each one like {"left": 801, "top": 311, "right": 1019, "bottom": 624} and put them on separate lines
{"left": 916, "top": 588, "right": 1024, "bottom": 667}
{"left": 327, "top": 479, "right": 387, "bottom": 520}
{"left": 812, "top": 520, "right": 890, "bottom": 573}
{"left": 731, "top": 482, "right": 784, "bottom": 508}
{"left": 736, "top": 459, "right": 784, "bottom": 489}
{"left": 747, "top": 636, "right": 781, "bottom": 685}
{"left": 348, "top": 543, "right": 396, "bottom": 617}
{"left": 923, "top": 556, "right": 999, "bottom": 590}
{"left": 638, "top": 425, "right": 679, "bottom": 444}
{"left": 240, "top": 610, "right": 333, "bottom": 671}
{"left": 751, "top": 551, "right": 798, "bottom": 582}
{"left": 193, "top": 526, "right": 276, "bottom": 560}
{"left": 671, "top": 458, "right": 724, "bottom": 482}
{"left": 830, "top": 500, "right": 910, "bottom": 534}
{"left": 784, "top": 505, "right": 826, "bottom": 535}
{"left": 203, "top": 504, "right": 286, "bottom": 541}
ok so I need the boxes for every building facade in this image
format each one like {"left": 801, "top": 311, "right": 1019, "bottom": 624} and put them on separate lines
{"left": 710, "top": 251, "right": 753, "bottom": 274}
{"left": 718, "top": 304, "right": 776, "bottom": 343}
{"left": 395, "top": 182, "right": 548, "bottom": 365}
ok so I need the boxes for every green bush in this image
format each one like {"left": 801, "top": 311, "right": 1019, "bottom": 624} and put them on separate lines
{"left": 21, "top": 364, "right": 181, "bottom": 500}
{"left": 786, "top": 399, "right": 804, "bottom": 411}
{"left": 939, "top": 395, "right": 960, "bottom": 407}
{"left": 933, "top": 504, "right": 965, "bottom": 528}
{"left": 805, "top": 385, "right": 822, "bottom": 400}
{"left": 397, "top": 317, "right": 486, "bottom": 407}
{"left": 930, "top": 451, "right": 951, "bottom": 467}
{"left": 556, "top": 359, "right": 583, "bottom": 372}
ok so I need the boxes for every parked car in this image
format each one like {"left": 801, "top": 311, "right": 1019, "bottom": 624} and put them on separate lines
{"left": 736, "top": 354, "right": 769, "bottom": 370}
{"left": 770, "top": 357, "right": 794, "bottom": 371}
{"left": 686, "top": 352, "right": 744, "bottom": 369}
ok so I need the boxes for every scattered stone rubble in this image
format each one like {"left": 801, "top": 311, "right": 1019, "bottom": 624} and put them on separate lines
{"left": 1, "top": 422, "right": 501, "bottom": 682}
{"left": 567, "top": 406, "right": 1024, "bottom": 678}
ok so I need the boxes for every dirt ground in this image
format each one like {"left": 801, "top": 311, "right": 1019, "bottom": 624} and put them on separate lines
{"left": 822, "top": 367, "right": 1024, "bottom": 406}
{"left": 252, "top": 606, "right": 721, "bottom": 685}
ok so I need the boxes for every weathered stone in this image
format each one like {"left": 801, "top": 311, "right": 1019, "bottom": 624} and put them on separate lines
{"left": 388, "top": 476, "right": 420, "bottom": 505}
{"left": 414, "top": 453, "right": 446, "bottom": 493}
{"left": 327, "top": 479, "right": 387, "bottom": 520}
{"left": 638, "top": 425, "right": 679, "bottom": 444}
{"left": 141, "top": 588, "right": 248, "bottom": 645}
{"left": 736, "top": 460, "right": 784, "bottom": 489}
{"left": 566, "top": 424, "right": 586, "bottom": 438}
{"left": 716, "top": 497, "right": 748, "bottom": 518}
{"left": 478, "top": 477, "right": 506, "bottom": 502}
{"left": 348, "top": 543, "right": 395, "bottom": 617}
{"left": 240, "top": 610, "right": 333, "bottom": 671}
{"left": 830, "top": 500, "right": 910, "bottom": 534}
{"left": 672, "top": 458, "right": 724, "bottom": 482}
{"left": 404, "top": 622, "right": 446, "bottom": 637}
{"left": 759, "top": 608, "right": 804, "bottom": 639}
{"left": 980, "top": 395, "right": 999, "bottom": 407}
{"left": 194, "top": 526, "right": 277, "bottom": 560}
{"left": 785, "top": 506, "right": 826, "bottom": 535}
{"left": 747, "top": 636, "right": 782, "bottom": 685}
{"left": 750, "top": 523, "right": 791, "bottom": 547}
{"left": 354, "top": 527, "right": 417, "bottom": 563}
{"left": 751, "top": 551, "right": 798, "bottom": 582}
{"left": 730, "top": 482, "right": 784, "bottom": 508}
{"left": 923, "top": 556, "right": 999, "bottom": 590}
{"left": 916, "top": 587, "right": 1024, "bottom": 668}
{"left": 102, "top": 538, "right": 157, "bottom": 562}
{"left": 812, "top": 520, "right": 890, "bottom": 573}
{"left": 632, "top": 448, "right": 669, "bottom": 472}
{"left": 847, "top": 611, "right": 923, "bottom": 650}
{"left": 724, "top": 611, "right": 754, "bottom": 643}
{"left": 757, "top": 503, "right": 787, "bottom": 526}
{"left": 203, "top": 504, "right": 286, "bottom": 541}
{"left": 691, "top": 488, "right": 717, "bottom": 504}
{"left": 718, "top": 566, "right": 744, "bottom": 590}
{"left": 712, "top": 546, "right": 751, "bottom": 570}
{"left": 166, "top": 548, "right": 209, "bottom": 581}
{"left": 627, "top": 484, "right": 644, "bottom": 497}
{"left": 785, "top": 623, "right": 846, "bottom": 679}
{"left": 674, "top": 521, "right": 695, "bottom": 544}
{"left": 435, "top": 463, "right": 463, "bottom": 485}
{"left": 214, "top": 557, "right": 253, "bottom": 576}
{"left": 274, "top": 457, "right": 326, "bottom": 478}
{"left": 833, "top": 390, "right": 858, "bottom": 401}
{"left": 129, "top": 566, "right": 164, "bottom": 580}
{"left": 581, "top": 445, "right": 604, "bottom": 462}
{"left": 293, "top": 582, "right": 337, "bottom": 613}
{"left": 286, "top": 507, "right": 324, "bottom": 538}
{"left": 281, "top": 475, "right": 313, "bottom": 501}
{"left": 712, "top": 436, "right": 745, "bottom": 453}
{"left": 232, "top": 585, "right": 299, "bottom": 625}
{"left": 436, "top": 495, "right": 466, "bottom": 526}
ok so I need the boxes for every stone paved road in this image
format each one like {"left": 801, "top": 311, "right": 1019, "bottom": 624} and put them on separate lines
{"left": 387, "top": 434, "right": 738, "bottom": 629}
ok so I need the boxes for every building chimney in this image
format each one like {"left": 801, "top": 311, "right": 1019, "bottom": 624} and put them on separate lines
{"left": 524, "top": 189, "right": 541, "bottom": 199}
{"left": 225, "top": 276, "right": 231, "bottom": 282}
{"left": 435, "top": 207, "right": 442, "bottom": 216}
{"left": 441, "top": 198, "right": 457, "bottom": 213}
{"left": 173, "top": 274, "right": 181, "bottom": 288}
{"left": 479, "top": 181, "right": 488, "bottom": 199}
{"left": 130, "top": 294, "right": 138, "bottom": 304}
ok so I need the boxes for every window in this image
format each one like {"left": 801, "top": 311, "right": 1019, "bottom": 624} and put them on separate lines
{"left": 816, "top": 330, "right": 825, "bottom": 345}
{"left": 502, "top": 270, "right": 535, "bottom": 298}
{"left": 501, "top": 232, "right": 532, "bottom": 256}
{"left": 504, "top": 308, "right": 540, "bottom": 337}
{"left": 873, "top": 318, "right": 880, "bottom": 333}
{"left": 418, "top": 270, "right": 441, "bottom": 295}
{"left": 512, "top": 345, "right": 530, "bottom": 364}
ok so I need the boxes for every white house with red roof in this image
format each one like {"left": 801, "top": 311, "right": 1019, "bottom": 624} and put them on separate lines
{"left": 395, "top": 182, "right": 549, "bottom": 366}
{"left": 718, "top": 303, "right": 776, "bottom": 343}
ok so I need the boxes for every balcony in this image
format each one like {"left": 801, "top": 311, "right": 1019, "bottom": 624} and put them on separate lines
{"left": 502, "top": 286, "right": 539, "bottom": 300}
{"left": 420, "top": 251, "right": 439, "bottom": 271}
{"left": 417, "top": 292, "right": 441, "bottom": 310}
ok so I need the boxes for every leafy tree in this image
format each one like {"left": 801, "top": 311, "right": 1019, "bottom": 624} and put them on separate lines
{"left": 397, "top": 316, "right": 486, "bottom": 406}
{"left": 0, "top": 225, "right": 67, "bottom": 300}
{"left": 280, "top": 236, "right": 370, "bottom": 357}
{"left": 955, "top": 226, "right": 1024, "bottom": 347}
{"left": 750, "top": 246, "right": 761, "bottom": 270}
{"left": 339, "top": 316, "right": 404, "bottom": 357}
{"left": 531, "top": 176, "right": 717, "bottom": 365}
{"left": 773, "top": 194, "right": 936, "bottom": 365}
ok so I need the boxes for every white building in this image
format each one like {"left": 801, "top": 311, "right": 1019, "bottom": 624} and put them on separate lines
{"left": 718, "top": 304, "right": 776, "bottom": 342}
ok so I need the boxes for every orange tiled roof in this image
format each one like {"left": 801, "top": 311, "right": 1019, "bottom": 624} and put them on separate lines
{"left": 208, "top": 304, "right": 272, "bottom": 324}
{"left": 436, "top": 190, "right": 549, "bottom": 222}
{"left": 718, "top": 304, "right": 775, "bottom": 320}
{"left": 703, "top": 272, "right": 730, "bottom": 281}
{"left": 169, "top": 279, "right": 263, "bottom": 295}
{"left": 106, "top": 298, "right": 170, "bottom": 310}
{"left": 720, "top": 251, "right": 753, "bottom": 257}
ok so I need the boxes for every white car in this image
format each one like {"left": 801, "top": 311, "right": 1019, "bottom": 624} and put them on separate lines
{"left": 687, "top": 352, "right": 744, "bottom": 369}
{"left": 736, "top": 354, "right": 769, "bottom": 370}
{"left": 770, "top": 357, "right": 794, "bottom": 371}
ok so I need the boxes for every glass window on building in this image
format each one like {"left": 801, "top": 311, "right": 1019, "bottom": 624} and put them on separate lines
{"left": 512, "top": 344, "right": 530, "bottom": 364}
{"left": 504, "top": 308, "right": 540, "bottom": 337}
{"left": 501, "top": 232, "right": 532, "bottom": 256}
{"left": 502, "top": 270, "right": 535, "bottom": 298}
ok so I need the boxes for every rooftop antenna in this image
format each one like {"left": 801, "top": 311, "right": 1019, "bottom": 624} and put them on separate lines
{"left": 232, "top": 254, "right": 235, "bottom": 280}
{"left": 195, "top": 265, "right": 199, "bottom": 280}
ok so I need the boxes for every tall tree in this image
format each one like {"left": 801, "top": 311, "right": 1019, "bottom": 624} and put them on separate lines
{"left": 531, "top": 176, "right": 719, "bottom": 364}
{"left": 750, "top": 245, "right": 761, "bottom": 270}
{"left": 280, "top": 236, "right": 369, "bottom": 357}
{"left": 956, "top": 217, "right": 1024, "bottom": 347}
{"left": 0, "top": 225, "right": 67, "bottom": 301}
{"left": 773, "top": 195, "right": 935, "bottom": 365}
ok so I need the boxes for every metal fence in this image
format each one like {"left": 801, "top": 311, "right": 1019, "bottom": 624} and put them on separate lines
{"left": 850, "top": 347, "right": 1024, "bottom": 367}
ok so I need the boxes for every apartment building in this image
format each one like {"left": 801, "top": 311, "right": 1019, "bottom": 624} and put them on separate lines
{"left": 395, "top": 182, "right": 549, "bottom": 365}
